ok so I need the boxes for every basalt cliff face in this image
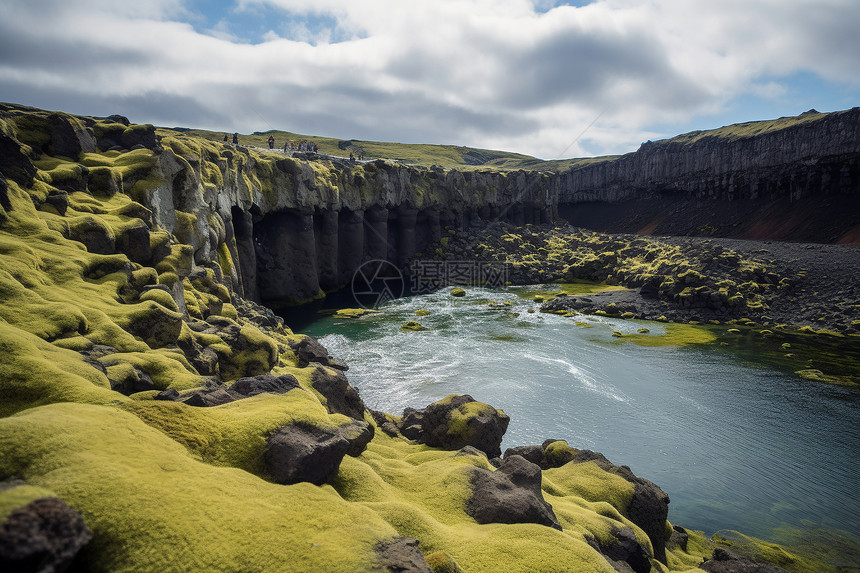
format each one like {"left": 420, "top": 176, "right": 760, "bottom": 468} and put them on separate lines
{"left": 0, "top": 103, "right": 559, "bottom": 308}
{"left": 554, "top": 108, "right": 860, "bottom": 243}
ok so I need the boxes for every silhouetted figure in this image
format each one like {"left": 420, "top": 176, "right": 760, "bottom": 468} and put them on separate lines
{"left": 223, "top": 134, "right": 228, "bottom": 142}
{"left": 268, "top": 135, "right": 275, "bottom": 149}
{"left": 232, "top": 132, "right": 238, "bottom": 145}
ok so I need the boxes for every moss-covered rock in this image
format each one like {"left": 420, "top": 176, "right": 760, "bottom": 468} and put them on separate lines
{"left": 398, "top": 395, "right": 510, "bottom": 458}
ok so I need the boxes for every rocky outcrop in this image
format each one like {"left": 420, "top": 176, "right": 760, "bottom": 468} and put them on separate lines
{"left": 263, "top": 420, "right": 373, "bottom": 485}
{"left": 467, "top": 454, "right": 561, "bottom": 530}
{"left": 505, "top": 440, "right": 671, "bottom": 564}
{"left": 555, "top": 109, "right": 860, "bottom": 243}
{"left": 588, "top": 526, "right": 652, "bottom": 573}
{"left": 397, "top": 394, "right": 510, "bottom": 458}
{"left": 0, "top": 494, "right": 92, "bottom": 572}
{"left": 555, "top": 109, "right": 860, "bottom": 205}
{"left": 700, "top": 548, "right": 790, "bottom": 573}
{"left": 375, "top": 536, "right": 433, "bottom": 573}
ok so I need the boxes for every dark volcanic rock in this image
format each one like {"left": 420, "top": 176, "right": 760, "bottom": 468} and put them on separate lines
{"left": 114, "top": 219, "right": 151, "bottom": 263}
{"left": 617, "top": 473, "right": 671, "bottom": 565}
{"left": 310, "top": 366, "right": 366, "bottom": 420}
{"left": 588, "top": 527, "right": 652, "bottom": 573}
{"left": 182, "top": 387, "right": 237, "bottom": 407}
{"left": 399, "top": 394, "right": 509, "bottom": 458}
{"left": 291, "top": 335, "right": 342, "bottom": 368}
{"left": 0, "top": 174, "right": 11, "bottom": 225}
{"left": 0, "top": 130, "right": 36, "bottom": 186}
{"left": 700, "top": 548, "right": 790, "bottom": 573}
{"left": 502, "top": 445, "right": 544, "bottom": 466}
{"left": 231, "top": 373, "right": 300, "bottom": 397}
{"left": 502, "top": 439, "right": 670, "bottom": 564}
{"left": 263, "top": 423, "right": 352, "bottom": 485}
{"left": 0, "top": 496, "right": 92, "bottom": 573}
{"left": 375, "top": 536, "right": 432, "bottom": 573}
{"left": 337, "top": 419, "right": 375, "bottom": 457}
{"left": 108, "top": 365, "right": 157, "bottom": 395}
{"left": 467, "top": 455, "right": 561, "bottom": 530}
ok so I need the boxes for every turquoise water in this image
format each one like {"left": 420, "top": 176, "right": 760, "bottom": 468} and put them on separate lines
{"left": 299, "top": 287, "right": 860, "bottom": 544}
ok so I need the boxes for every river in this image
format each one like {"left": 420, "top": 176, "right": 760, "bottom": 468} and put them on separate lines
{"left": 297, "top": 286, "right": 860, "bottom": 549}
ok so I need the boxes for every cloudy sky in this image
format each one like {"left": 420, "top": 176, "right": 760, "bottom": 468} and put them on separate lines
{"left": 1, "top": 0, "right": 858, "bottom": 159}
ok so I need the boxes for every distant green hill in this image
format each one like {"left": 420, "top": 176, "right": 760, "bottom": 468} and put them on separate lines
{"left": 159, "top": 126, "right": 616, "bottom": 172}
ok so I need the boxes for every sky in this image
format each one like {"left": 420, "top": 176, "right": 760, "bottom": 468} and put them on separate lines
{"left": 1, "top": 0, "right": 858, "bottom": 159}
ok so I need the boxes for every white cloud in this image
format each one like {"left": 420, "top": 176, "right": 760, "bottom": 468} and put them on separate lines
{"left": 0, "top": 0, "right": 858, "bottom": 158}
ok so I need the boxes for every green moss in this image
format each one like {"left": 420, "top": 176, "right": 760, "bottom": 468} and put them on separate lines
{"left": 401, "top": 321, "right": 428, "bottom": 331}
{"left": 138, "top": 288, "right": 179, "bottom": 312}
{"left": 794, "top": 369, "right": 856, "bottom": 386}
{"left": 0, "top": 322, "right": 121, "bottom": 417}
{"left": 334, "top": 308, "right": 377, "bottom": 319}
{"left": 216, "top": 242, "right": 234, "bottom": 277}
{"left": 450, "top": 288, "right": 466, "bottom": 297}
{"left": 0, "top": 403, "right": 397, "bottom": 572}
{"left": 445, "top": 401, "right": 500, "bottom": 441}
{"left": 0, "top": 483, "right": 58, "bottom": 521}
{"left": 619, "top": 323, "right": 717, "bottom": 347}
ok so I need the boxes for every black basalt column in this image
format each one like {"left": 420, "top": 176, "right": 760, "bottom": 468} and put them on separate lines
{"left": 509, "top": 203, "right": 524, "bottom": 226}
{"left": 314, "top": 210, "right": 339, "bottom": 292}
{"left": 255, "top": 210, "right": 320, "bottom": 305}
{"left": 540, "top": 207, "right": 551, "bottom": 224}
{"left": 395, "top": 207, "right": 418, "bottom": 266}
{"left": 417, "top": 208, "right": 441, "bottom": 252}
{"left": 337, "top": 209, "right": 364, "bottom": 287}
{"left": 230, "top": 206, "right": 255, "bottom": 299}
{"left": 364, "top": 206, "right": 389, "bottom": 262}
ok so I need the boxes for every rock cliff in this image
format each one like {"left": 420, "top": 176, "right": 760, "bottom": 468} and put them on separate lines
{"left": 554, "top": 108, "right": 860, "bottom": 242}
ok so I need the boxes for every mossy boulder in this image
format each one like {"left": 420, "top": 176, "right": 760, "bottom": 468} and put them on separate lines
{"left": 467, "top": 455, "right": 561, "bottom": 530}
{"left": 450, "top": 288, "right": 466, "bottom": 297}
{"left": 310, "top": 366, "right": 367, "bottom": 421}
{"left": 66, "top": 215, "right": 115, "bottom": 254}
{"left": 264, "top": 420, "right": 373, "bottom": 485}
{"left": 0, "top": 491, "right": 93, "bottom": 571}
{"left": 123, "top": 301, "right": 184, "bottom": 349}
{"left": 0, "top": 130, "right": 36, "bottom": 186}
{"left": 399, "top": 394, "right": 510, "bottom": 458}
{"left": 401, "top": 320, "right": 427, "bottom": 331}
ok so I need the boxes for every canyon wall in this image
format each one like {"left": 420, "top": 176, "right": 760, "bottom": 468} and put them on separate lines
{"left": 553, "top": 108, "right": 860, "bottom": 242}
{"left": 160, "top": 153, "right": 554, "bottom": 306}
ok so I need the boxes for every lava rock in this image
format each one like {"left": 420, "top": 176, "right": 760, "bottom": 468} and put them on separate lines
{"left": 310, "top": 366, "right": 366, "bottom": 420}
{"left": 502, "top": 445, "right": 544, "bottom": 466}
{"left": 0, "top": 496, "right": 92, "bottom": 573}
{"left": 291, "top": 335, "right": 336, "bottom": 367}
{"left": 263, "top": 423, "right": 352, "bottom": 485}
{"left": 700, "top": 548, "right": 790, "bottom": 573}
{"left": 588, "top": 526, "right": 652, "bottom": 573}
{"left": 231, "top": 373, "right": 300, "bottom": 397}
{"left": 0, "top": 131, "right": 36, "bottom": 186}
{"left": 182, "top": 387, "right": 236, "bottom": 407}
{"left": 401, "top": 394, "right": 509, "bottom": 458}
{"left": 467, "top": 455, "right": 561, "bottom": 530}
{"left": 375, "top": 536, "right": 432, "bottom": 572}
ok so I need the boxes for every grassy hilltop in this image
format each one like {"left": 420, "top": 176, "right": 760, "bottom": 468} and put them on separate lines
{"left": 165, "top": 126, "right": 616, "bottom": 172}
{"left": 0, "top": 103, "right": 848, "bottom": 572}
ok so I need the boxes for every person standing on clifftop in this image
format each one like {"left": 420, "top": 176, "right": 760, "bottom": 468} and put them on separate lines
{"left": 268, "top": 135, "right": 275, "bottom": 149}
{"left": 232, "top": 132, "right": 238, "bottom": 145}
